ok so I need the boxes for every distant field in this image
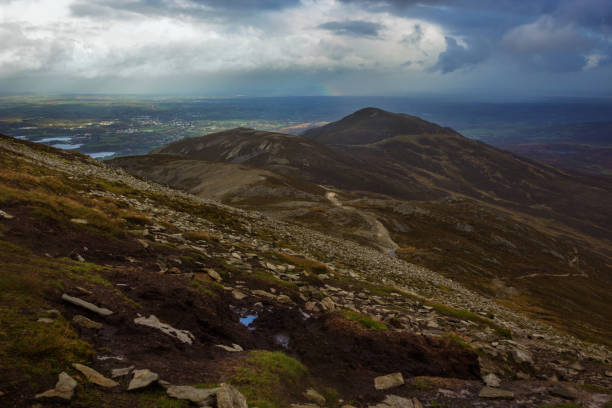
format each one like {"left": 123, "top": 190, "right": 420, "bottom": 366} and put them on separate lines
{"left": 0, "top": 95, "right": 611, "bottom": 172}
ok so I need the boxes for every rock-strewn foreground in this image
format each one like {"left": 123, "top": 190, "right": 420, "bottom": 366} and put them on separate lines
{"left": 0, "top": 134, "right": 611, "bottom": 408}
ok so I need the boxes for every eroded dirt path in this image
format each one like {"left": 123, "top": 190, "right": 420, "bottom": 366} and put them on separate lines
{"left": 325, "top": 190, "right": 398, "bottom": 255}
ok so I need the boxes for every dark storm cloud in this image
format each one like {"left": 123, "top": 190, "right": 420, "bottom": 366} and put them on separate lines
{"left": 429, "top": 36, "right": 488, "bottom": 73}
{"left": 348, "top": 0, "right": 612, "bottom": 74}
{"left": 318, "top": 20, "right": 384, "bottom": 38}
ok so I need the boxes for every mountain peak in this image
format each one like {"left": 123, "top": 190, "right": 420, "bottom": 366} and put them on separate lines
{"left": 302, "top": 107, "right": 455, "bottom": 145}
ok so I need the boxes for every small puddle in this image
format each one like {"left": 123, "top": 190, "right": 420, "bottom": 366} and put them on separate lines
{"left": 273, "top": 333, "right": 290, "bottom": 349}
{"left": 239, "top": 314, "right": 258, "bottom": 330}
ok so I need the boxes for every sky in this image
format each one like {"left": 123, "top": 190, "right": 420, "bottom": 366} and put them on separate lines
{"left": 1, "top": 0, "right": 612, "bottom": 98}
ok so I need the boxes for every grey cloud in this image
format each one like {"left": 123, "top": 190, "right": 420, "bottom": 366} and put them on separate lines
{"left": 429, "top": 36, "right": 488, "bottom": 73}
{"left": 71, "top": 0, "right": 301, "bottom": 20}
{"left": 318, "top": 20, "right": 385, "bottom": 38}
{"left": 402, "top": 24, "right": 424, "bottom": 45}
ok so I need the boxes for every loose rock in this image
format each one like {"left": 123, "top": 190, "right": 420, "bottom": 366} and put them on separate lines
{"left": 374, "top": 372, "right": 404, "bottom": 390}
{"left": 35, "top": 372, "right": 78, "bottom": 401}
{"left": 134, "top": 314, "right": 195, "bottom": 344}
{"left": 128, "top": 369, "right": 159, "bottom": 391}
{"left": 216, "top": 384, "right": 248, "bottom": 408}
{"left": 478, "top": 386, "right": 514, "bottom": 399}
{"left": 166, "top": 385, "right": 219, "bottom": 406}
{"left": 72, "top": 315, "right": 103, "bottom": 330}
{"left": 73, "top": 363, "right": 118, "bottom": 388}
{"left": 0, "top": 210, "right": 14, "bottom": 219}
{"left": 232, "top": 290, "right": 247, "bottom": 300}
{"left": 206, "top": 269, "right": 222, "bottom": 282}
{"left": 111, "top": 366, "right": 135, "bottom": 378}
{"left": 483, "top": 373, "right": 501, "bottom": 387}
{"left": 215, "top": 343, "right": 244, "bottom": 352}
{"left": 61, "top": 293, "right": 113, "bottom": 316}
{"left": 549, "top": 384, "right": 578, "bottom": 400}
{"left": 303, "top": 388, "right": 326, "bottom": 406}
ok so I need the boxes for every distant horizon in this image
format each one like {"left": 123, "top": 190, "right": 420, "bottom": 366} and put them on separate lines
{"left": 3, "top": 93, "right": 612, "bottom": 104}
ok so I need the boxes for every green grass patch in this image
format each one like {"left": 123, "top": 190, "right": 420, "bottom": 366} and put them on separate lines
{"left": 579, "top": 383, "right": 612, "bottom": 394}
{"left": 138, "top": 389, "right": 190, "bottom": 408}
{"left": 229, "top": 351, "right": 309, "bottom": 408}
{"left": 427, "top": 301, "right": 512, "bottom": 338}
{"left": 340, "top": 310, "right": 387, "bottom": 331}
{"left": 444, "top": 332, "right": 473, "bottom": 350}
{"left": 276, "top": 253, "right": 328, "bottom": 275}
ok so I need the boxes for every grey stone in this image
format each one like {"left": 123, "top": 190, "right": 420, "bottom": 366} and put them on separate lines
{"left": 374, "top": 372, "right": 404, "bottom": 390}
{"left": 35, "top": 372, "right": 78, "bottom": 401}
{"left": 0, "top": 210, "right": 14, "bottom": 220}
{"left": 303, "top": 388, "right": 326, "bottom": 406}
{"left": 216, "top": 384, "right": 248, "bottom": 408}
{"left": 380, "top": 395, "right": 415, "bottom": 408}
{"left": 277, "top": 294, "right": 294, "bottom": 305}
{"left": 478, "top": 386, "right": 514, "bottom": 399}
{"left": 73, "top": 363, "right": 118, "bottom": 388}
{"left": 70, "top": 218, "right": 88, "bottom": 224}
{"left": 483, "top": 373, "right": 501, "bottom": 387}
{"left": 37, "top": 318, "right": 54, "bottom": 324}
{"left": 605, "top": 371, "right": 612, "bottom": 377}
{"left": 206, "top": 269, "right": 222, "bottom": 282}
{"left": 111, "top": 366, "right": 134, "bottom": 378}
{"left": 61, "top": 293, "right": 113, "bottom": 316}
{"left": 215, "top": 344, "right": 244, "bottom": 352}
{"left": 73, "top": 315, "right": 103, "bottom": 330}
{"left": 166, "top": 385, "right": 219, "bottom": 406}
{"left": 232, "top": 290, "right": 247, "bottom": 300}
{"left": 128, "top": 369, "right": 159, "bottom": 390}
{"left": 511, "top": 348, "right": 533, "bottom": 365}
{"left": 320, "top": 297, "right": 335, "bottom": 311}
{"left": 549, "top": 385, "right": 578, "bottom": 400}
{"left": 134, "top": 315, "right": 194, "bottom": 344}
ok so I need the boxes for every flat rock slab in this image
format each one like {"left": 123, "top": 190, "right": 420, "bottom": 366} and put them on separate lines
{"left": 479, "top": 386, "right": 514, "bottom": 399}
{"left": 166, "top": 385, "right": 219, "bottom": 406}
{"left": 73, "top": 363, "right": 118, "bottom": 388}
{"left": 216, "top": 385, "right": 248, "bottom": 408}
{"left": 35, "top": 372, "right": 77, "bottom": 401}
{"left": 374, "top": 372, "right": 404, "bottom": 390}
{"left": 62, "top": 294, "right": 113, "bottom": 316}
{"left": 128, "top": 369, "right": 159, "bottom": 391}
{"left": 134, "top": 314, "right": 194, "bottom": 344}
{"left": 369, "top": 395, "right": 417, "bottom": 408}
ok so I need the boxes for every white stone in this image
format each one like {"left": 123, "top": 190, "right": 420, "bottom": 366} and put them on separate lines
{"left": 134, "top": 314, "right": 194, "bottom": 344}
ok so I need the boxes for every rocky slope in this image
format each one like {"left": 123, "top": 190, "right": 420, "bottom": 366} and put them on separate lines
{"left": 109, "top": 109, "right": 612, "bottom": 349}
{"left": 1, "top": 135, "right": 612, "bottom": 408}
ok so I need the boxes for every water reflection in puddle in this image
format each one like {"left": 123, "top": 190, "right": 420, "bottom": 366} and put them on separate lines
{"left": 273, "top": 333, "right": 290, "bottom": 349}
{"left": 239, "top": 314, "right": 258, "bottom": 330}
